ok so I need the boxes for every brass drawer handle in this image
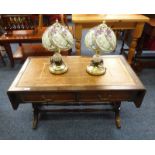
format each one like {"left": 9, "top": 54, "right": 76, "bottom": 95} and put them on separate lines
{"left": 97, "top": 94, "right": 112, "bottom": 101}
{"left": 41, "top": 95, "right": 54, "bottom": 102}
{"left": 98, "top": 94, "right": 107, "bottom": 101}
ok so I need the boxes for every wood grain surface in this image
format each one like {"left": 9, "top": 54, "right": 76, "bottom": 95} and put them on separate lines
{"left": 8, "top": 55, "right": 145, "bottom": 92}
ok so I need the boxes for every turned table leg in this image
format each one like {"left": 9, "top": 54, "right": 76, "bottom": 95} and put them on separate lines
{"left": 74, "top": 24, "right": 82, "bottom": 55}
{"left": 128, "top": 23, "right": 145, "bottom": 65}
{"left": 128, "top": 37, "right": 138, "bottom": 65}
{"left": 113, "top": 102, "right": 121, "bottom": 129}
{"left": 32, "top": 104, "right": 40, "bottom": 129}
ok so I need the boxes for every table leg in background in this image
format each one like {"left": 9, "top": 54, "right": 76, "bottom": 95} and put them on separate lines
{"left": 3, "top": 43, "right": 14, "bottom": 67}
{"left": 128, "top": 23, "right": 145, "bottom": 65}
{"left": 74, "top": 24, "right": 82, "bottom": 55}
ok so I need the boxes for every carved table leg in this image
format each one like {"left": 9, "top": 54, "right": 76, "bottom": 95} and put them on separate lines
{"left": 32, "top": 104, "right": 40, "bottom": 129}
{"left": 113, "top": 102, "right": 121, "bottom": 129}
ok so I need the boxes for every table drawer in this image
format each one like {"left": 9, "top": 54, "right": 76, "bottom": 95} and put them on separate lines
{"left": 79, "top": 91, "right": 136, "bottom": 102}
{"left": 19, "top": 91, "right": 136, "bottom": 103}
{"left": 20, "top": 92, "right": 75, "bottom": 103}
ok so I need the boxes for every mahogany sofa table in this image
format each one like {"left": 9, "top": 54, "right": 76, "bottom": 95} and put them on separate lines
{"left": 72, "top": 14, "right": 149, "bottom": 64}
{"left": 7, "top": 56, "right": 146, "bottom": 129}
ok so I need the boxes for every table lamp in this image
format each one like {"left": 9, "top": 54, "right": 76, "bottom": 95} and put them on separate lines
{"left": 85, "top": 22, "right": 117, "bottom": 75}
{"left": 42, "top": 20, "right": 74, "bottom": 74}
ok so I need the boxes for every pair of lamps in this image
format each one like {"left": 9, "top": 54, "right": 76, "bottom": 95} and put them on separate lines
{"left": 42, "top": 20, "right": 117, "bottom": 76}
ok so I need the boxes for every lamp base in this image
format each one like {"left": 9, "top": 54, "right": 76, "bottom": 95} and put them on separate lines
{"left": 86, "top": 65, "right": 106, "bottom": 76}
{"left": 86, "top": 54, "right": 106, "bottom": 76}
{"left": 49, "top": 63, "right": 68, "bottom": 74}
{"left": 49, "top": 53, "right": 68, "bottom": 74}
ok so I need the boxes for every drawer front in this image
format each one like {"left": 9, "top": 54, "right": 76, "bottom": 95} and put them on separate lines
{"left": 78, "top": 91, "right": 136, "bottom": 102}
{"left": 19, "top": 92, "right": 75, "bottom": 103}
{"left": 18, "top": 91, "right": 136, "bottom": 103}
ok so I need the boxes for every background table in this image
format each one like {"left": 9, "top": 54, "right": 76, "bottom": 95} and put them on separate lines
{"left": 72, "top": 14, "right": 149, "bottom": 64}
{"left": 7, "top": 55, "right": 145, "bottom": 129}
{"left": 0, "top": 28, "right": 45, "bottom": 67}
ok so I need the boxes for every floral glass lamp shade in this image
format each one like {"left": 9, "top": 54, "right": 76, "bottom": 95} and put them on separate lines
{"left": 85, "top": 22, "right": 117, "bottom": 75}
{"left": 42, "top": 20, "right": 74, "bottom": 74}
